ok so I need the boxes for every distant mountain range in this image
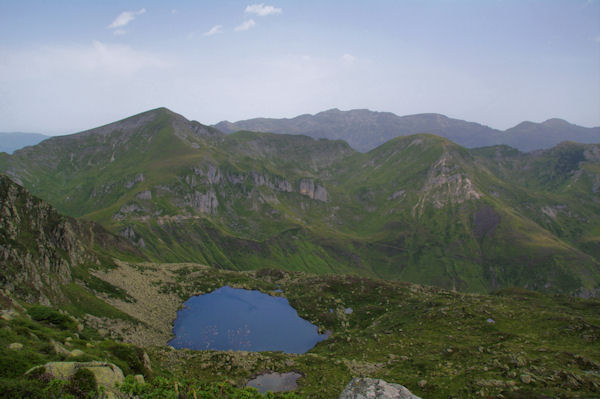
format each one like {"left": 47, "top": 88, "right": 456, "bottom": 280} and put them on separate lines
{"left": 0, "top": 132, "right": 49, "bottom": 154}
{"left": 214, "top": 109, "right": 600, "bottom": 152}
{"left": 2, "top": 107, "right": 599, "bottom": 296}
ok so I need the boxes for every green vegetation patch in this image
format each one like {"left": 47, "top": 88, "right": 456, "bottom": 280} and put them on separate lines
{"left": 61, "top": 283, "right": 135, "bottom": 321}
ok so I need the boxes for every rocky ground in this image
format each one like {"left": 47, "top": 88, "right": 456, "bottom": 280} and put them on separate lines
{"left": 82, "top": 263, "right": 600, "bottom": 398}
{"left": 91, "top": 261, "right": 186, "bottom": 346}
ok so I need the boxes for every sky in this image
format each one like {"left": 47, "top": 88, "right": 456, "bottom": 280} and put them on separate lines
{"left": 0, "top": 0, "right": 599, "bottom": 135}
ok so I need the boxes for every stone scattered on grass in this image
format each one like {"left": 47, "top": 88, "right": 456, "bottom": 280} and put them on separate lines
{"left": 520, "top": 374, "right": 532, "bottom": 384}
{"left": 339, "top": 378, "right": 421, "bottom": 399}
{"left": 69, "top": 349, "right": 85, "bottom": 357}
{"left": 8, "top": 342, "right": 23, "bottom": 350}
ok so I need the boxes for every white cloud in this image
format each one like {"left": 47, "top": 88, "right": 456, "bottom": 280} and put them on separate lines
{"left": 113, "top": 29, "right": 127, "bottom": 36}
{"left": 85, "top": 41, "right": 170, "bottom": 74}
{"left": 341, "top": 53, "right": 356, "bottom": 65}
{"left": 245, "top": 4, "right": 282, "bottom": 16}
{"left": 108, "top": 8, "right": 146, "bottom": 29}
{"left": 1, "top": 41, "right": 171, "bottom": 78}
{"left": 235, "top": 19, "right": 256, "bottom": 32}
{"left": 204, "top": 25, "right": 223, "bottom": 37}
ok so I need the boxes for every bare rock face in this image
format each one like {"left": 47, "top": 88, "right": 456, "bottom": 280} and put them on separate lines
{"left": 0, "top": 175, "right": 141, "bottom": 304}
{"left": 136, "top": 190, "right": 152, "bottom": 200}
{"left": 299, "top": 179, "right": 328, "bottom": 202}
{"left": 0, "top": 175, "right": 89, "bottom": 304}
{"left": 124, "top": 173, "right": 144, "bottom": 189}
{"left": 118, "top": 226, "right": 146, "bottom": 248}
{"left": 339, "top": 378, "right": 421, "bottom": 399}
{"left": 413, "top": 153, "right": 481, "bottom": 215}
{"left": 185, "top": 189, "right": 219, "bottom": 214}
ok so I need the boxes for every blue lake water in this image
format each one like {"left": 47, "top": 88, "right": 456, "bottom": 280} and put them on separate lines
{"left": 168, "top": 286, "right": 328, "bottom": 353}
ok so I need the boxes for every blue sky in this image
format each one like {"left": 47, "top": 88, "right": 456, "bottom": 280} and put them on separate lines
{"left": 1, "top": 0, "right": 599, "bottom": 134}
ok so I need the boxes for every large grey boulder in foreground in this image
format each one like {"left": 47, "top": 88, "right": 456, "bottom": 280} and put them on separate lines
{"left": 27, "top": 361, "right": 124, "bottom": 398}
{"left": 339, "top": 378, "right": 422, "bottom": 399}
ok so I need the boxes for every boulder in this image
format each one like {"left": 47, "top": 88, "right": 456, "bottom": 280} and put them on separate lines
{"left": 520, "top": 374, "right": 532, "bottom": 384}
{"left": 68, "top": 349, "right": 85, "bottom": 357}
{"left": 27, "top": 361, "right": 124, "bottom": 398}
{"left": 8, "top": 342, "right": 23, "bottom": 350}
{"left": 142, "top": 350, "right": 152, "bottom": 371}
{"left": 50, "top": 339, "right": 71, "bottom": 356}
{"left": 339, "top": 378, "right": 421, "bottom": 399}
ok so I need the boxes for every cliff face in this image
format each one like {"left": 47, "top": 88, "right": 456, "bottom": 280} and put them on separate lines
{"left": 0, "top": 175, "right": 140, "bottom": 304}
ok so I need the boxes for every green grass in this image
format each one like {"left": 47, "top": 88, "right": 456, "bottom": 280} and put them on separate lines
{"left": 2, "top": 110, "right": 599, "bottom": 296}
{"left": 0, "top": 305, "right": 151, "bottom": 398}
{"left": 1, "top": 265, "right": 599, "bottom": 398}
{"left": 70, "top": 264, "right": 135, "bottom": 303}
{"left": 142, "top": 266, "right": 600, "bottom": 398}
{"left": 61, "top": 283, "right": 135, "bottom": 321}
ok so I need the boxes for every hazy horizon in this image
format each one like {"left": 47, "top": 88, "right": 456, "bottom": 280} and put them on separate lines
{"left": 1, "top": 0, "right": 599, "bottom": 135}
{"left": 3, "top": 106, "right": 600, "bottom": 138}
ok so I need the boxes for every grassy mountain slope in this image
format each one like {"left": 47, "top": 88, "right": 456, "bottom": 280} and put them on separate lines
{"left": 472, "top": 142, "right": 600, "bottom": 262}
{"left": 0, "top": 179, "right": 599, "bottom": 398}
{"left": 322, "top": 135, "right": 599, "bottom": 293}
{"left": 1, "top": 108, "right": 599, "bottom": 295}
{"left": 0, "top": 132, "right": 50, "bottom": 154}
{"left": 215, "top": 108, "right": 600, "bottom": 152}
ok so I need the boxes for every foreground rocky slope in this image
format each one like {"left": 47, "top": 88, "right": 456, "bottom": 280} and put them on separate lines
{"left": 3, "top": 259, "right": 599, "bottom": 398}
{"left": 0, "top": 175, "right": 142, "bottom": 305}
{"left": 1, "top": 108, "right": 599, "bottom": 295}
{"left": 0, "top": 182, "right": 598, "bottom": 398}
{"left": 12, "top": 258, "right": 596, "bottom": 398}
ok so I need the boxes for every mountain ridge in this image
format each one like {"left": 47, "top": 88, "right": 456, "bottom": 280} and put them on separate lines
{"left": 214, "top": 108, "right": 600, "bottom": 152}
{"left": 0, "top": 132, "right": 50, "bottom": 154}
{"left": 1, "top": 107, "right": 599, "bottom": 296}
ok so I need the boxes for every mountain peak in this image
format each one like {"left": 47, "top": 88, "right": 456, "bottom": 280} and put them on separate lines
{"left": 319, "top": 108, "right": 342, "bottom": 114}
{"left": 541, "top": 118, "right": 573, "bottom": 128}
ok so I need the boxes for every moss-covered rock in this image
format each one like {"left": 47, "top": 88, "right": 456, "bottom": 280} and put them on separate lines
{"left": 27, "top": 361, "right": 124, "bottom": 398}
{"left": 339, "top": 378, "right": 421, "bottom": 399}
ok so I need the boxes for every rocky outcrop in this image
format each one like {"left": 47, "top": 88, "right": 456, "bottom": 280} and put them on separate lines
{"left": 189, "top": 164, "right": 223, "bottom": 185}
{"left": 136, "top": 190, "right": 152, "bottom": 200}
{"left": 0, "top": 175, "right": 90, "bottom": 304}
{"left": 28, "top": 361, "right": 124, "bottom": 399}
{"left": 0, "top": 175, "right": 142, "bottom": 304}
{"left": 299, "top": 179, "right": 328, "bottom": 202}
{"left": 124, "top": 173, "right": 144, "bottom": 189}
{"left": 185, "top": 189, "right": 219, "bottom": 214}
{"left": 413, "top": 153, "right": 481, "bottom": 214}
{"left": 119, "top": 226, "right": 146, "bottom": 248}
{"left": 339, "top": 378, "right": 421, "bottom": 399}
{"left": 251, "top": 172, "right": 293, "bottom": 193}
{"left": 113, "top": 202, "right": 145, "bottom": 221}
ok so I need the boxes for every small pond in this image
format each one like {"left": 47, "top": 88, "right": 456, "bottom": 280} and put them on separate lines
{"left": 246, "top": 372, "right": 302, "bottom": 393}
{"left": 169, "top": 286, "right": 328, "bottom": 353}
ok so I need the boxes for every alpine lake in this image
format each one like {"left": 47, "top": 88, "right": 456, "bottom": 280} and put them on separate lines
{"left": 169, "top": 286, "right": 328, "bottom": 354}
